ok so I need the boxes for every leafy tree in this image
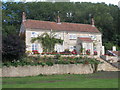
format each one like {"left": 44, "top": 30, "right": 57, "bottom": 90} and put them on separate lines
{"left": 31, "top": 32, "right": 63, "bottom": 52}
{"left": 103, "top": 42, "right": 114, "bottom": 51}
{"left": 2, "top": 2, "right": 120, "bottom": 52}
{"left": 2, "top": 34, "right": 25, "bottom": 62}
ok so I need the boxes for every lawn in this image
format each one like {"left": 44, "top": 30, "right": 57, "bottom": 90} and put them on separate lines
{"left": 2, "top": 71, "right": 119, "bottom": 88}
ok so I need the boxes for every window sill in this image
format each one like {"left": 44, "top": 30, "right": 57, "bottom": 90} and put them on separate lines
{"left": 69, "top": 39, "right": 77, "bottom": 40}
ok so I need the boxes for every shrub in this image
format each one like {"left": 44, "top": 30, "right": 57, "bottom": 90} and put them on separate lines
{"left": 2, "top": 56, "right": 103, "bottom": 68}
{"left": 86, "top": 49, "right": 90, "bottom": 55}
{"left": 71, "top": 49, "right": 77, "bottom": 54}
{"left": 54, "top": 54, "right": 61, "bottom": 59}
{"left": 3, "top": 62, "right": 11, "bottom": 67}
{"left": 46, "top": 62, "right": 53, "bottom": 66}
{"left": 2, "top": 34, "right": 25, "bottom": 62}
{"left": 70, "top": 60, "right": 75, "bottom": 64}
{"left": 57, "top": 60, "right": 70, "bottom": 64}
{"left": 26, "top": 51, "right": 32, "bottom": 55}
{"left": 32, "top": 50, "right": 40, "bottom": 54}
{"left": 39, "top": 62, "right": 46, "bottom": 66}
{"left": 94, "top": 51, "right": 97, "bottom": 55}
{"left": 64, "top": 49, "right": 70, "bottom": 53}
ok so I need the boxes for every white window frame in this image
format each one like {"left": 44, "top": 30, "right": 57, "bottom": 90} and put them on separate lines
{"left": 32, "top": 44, "right": 38, "bottom": 51}
{"left": 91, "top": 35, "right": 96, "bottom": 40}
{"left": 69, "top": 46, "right": 74, "bottom": 51}
{"left": 87, "top": 43, "right": 91, "bottom": 50}
{"left": 31, "top": 32, "right": 38, "bottom": 37}
{"left": 69, "top": 34, "right": 77, "bottom": 39}
{"left": 55, "top": 33, "right": 61, "bottom": 39}
{"left": 79, "top": 36, "right": 90, "bottom": 38}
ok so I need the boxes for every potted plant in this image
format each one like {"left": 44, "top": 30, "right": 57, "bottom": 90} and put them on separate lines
{"left": 86, "top": 49, "right": 90, "bottom": 55}
{"left": 94, "top": 51, "right": 97, "bottom": 55}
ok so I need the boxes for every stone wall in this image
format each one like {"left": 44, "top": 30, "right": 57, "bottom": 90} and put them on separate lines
{"left": 1, "top": 64, "right": 93, "bottom": 77}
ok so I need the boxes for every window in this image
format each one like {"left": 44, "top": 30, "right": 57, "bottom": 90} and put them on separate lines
{"left": 91, "top": 35, "right": 96, "bottom": 40}
{"left": 79, "top": 36, "right": 89, "bottom": 38}
{"left": 93, "top": 47, "right": 97, "bottom": 51}
{"left": 69, "top": 46, "right": 75, "bottom": 51}
{"left": 74, "top": 46, "right": 76, "bottom": 49}
{"left": 69, "top": 34, "right": 77, "bottom": 39}
{"left": 32, "top": 44, "right": 38, "bottom": 50}
{"left": 69, "top": 35, "right": 72, "bottom": 39}
{"left": 31, "top": 32, "right": 38, "bottom": 37}
{"left": 87, "top": 43, "right": 91, "bottom": 50}
{"left": 55, "top": 34, "right": 61, "bottom": 39}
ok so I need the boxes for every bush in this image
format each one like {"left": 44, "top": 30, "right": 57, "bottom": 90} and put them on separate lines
{"left": 54, "top": 54, "right": 61, "bottom": 59}
{"left": 32, "top": 50, "right": 39, "bottom": 54}
{"left": 57, "top": 60, "right": 70, "bottom": 64}
{"left": 2, "top": 56, "right": 103, "bottom": 67}
{"left": 86, "top": 49, "right": 90, "bottom": 55}
{"left": 94, "top": 51, "right": 97, "bottom": 55}
{"left": 46, "top": 62, "right": 53, "bottom": 66}
{"left": 2, "top": 34, "right": 25, "bottom": 62}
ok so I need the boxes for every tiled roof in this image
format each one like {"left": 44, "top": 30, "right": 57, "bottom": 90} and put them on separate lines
{"left": 79, "top": 37, "right": 93, "bottom": 42}
{"left": 23, "top": 19, "right": 100, "bottom": 33}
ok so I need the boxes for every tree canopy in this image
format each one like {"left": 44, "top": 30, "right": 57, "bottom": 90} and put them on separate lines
{"left": 2, "top": 2, "right": 120, "bottom": 50}
{"left": 2, "top": 34, "right": 25, "bottom": 61}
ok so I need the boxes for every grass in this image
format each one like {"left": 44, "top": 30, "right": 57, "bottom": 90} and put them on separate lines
{"left": 2, "top": 72, "right": 119, "bottom": 88}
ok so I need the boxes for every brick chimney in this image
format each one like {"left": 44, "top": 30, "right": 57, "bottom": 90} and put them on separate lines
{"left": 56, "top": 11, "right": 61, "bottom": 24}
{"left": 22, "top": 12, "right": 26, "bottom": 22}
{"left": 91, "top": 17, "right": 95, "bottom": 27}
{"left": 56, "top": 15, "right": 61, "bottom": 24}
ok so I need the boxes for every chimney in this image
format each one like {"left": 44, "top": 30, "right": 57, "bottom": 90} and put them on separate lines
{"left": 91, "top": 17, "right": 95, "bottom": 26}
{"left": 22, "top": 12, "right": 26, "bottom": 22}
{"left": 56, "top": 15, "right": 61, "bottom": 24}
{"left": 56, "top": 11, "right": 61, "bottom": 24}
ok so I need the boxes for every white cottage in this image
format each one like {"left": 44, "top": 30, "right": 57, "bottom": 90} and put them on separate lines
{"left": 19, "top": 12, "right": 103, "bottom": 56}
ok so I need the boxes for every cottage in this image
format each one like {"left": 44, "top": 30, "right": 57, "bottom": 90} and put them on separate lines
{"left": 19, "top": 12, "right": 103, "bottom": 56}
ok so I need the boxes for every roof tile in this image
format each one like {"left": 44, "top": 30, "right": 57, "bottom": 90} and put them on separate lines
{"left": 23, "top": 19, "right": 100, "bottom": 33}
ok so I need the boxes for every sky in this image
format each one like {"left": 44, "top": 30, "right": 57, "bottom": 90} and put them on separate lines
{"left": 3, "top": 0, "right": 120, "bottom": 6}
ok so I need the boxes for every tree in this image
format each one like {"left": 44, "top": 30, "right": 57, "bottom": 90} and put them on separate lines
{"left": 31, "top": 32, "right": 63, "bottom": 52}
{"left": 2, "top": 2, "right": 120, "bottom": 51}
{"left": 2, "top": 34, "right": 25, "bottom": 62}
{"left": 103, "top": 42, "right": 113, "bottom": 50}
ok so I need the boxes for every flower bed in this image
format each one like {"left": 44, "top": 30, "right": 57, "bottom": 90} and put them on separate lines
{"left": 41, "top": 52, "right": 77, "bottom": 55}
{"left": 2, "top": 55, "right": 102, "bottom": 67}
{"left": 32, "top": 50, "right": 40, "bottom": 54}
